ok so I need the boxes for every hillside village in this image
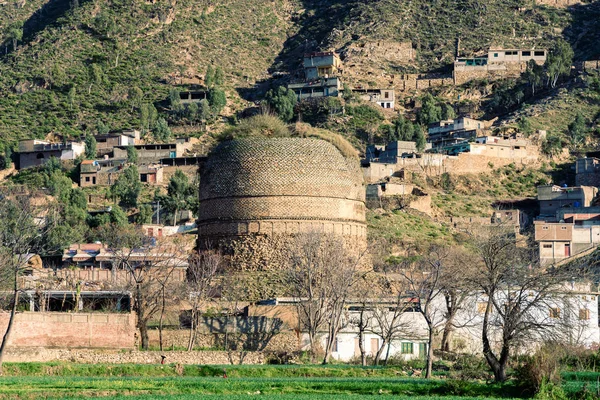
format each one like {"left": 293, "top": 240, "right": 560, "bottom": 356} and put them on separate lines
{"left": 1, "top": 0, "right": 600, "bottom": 395}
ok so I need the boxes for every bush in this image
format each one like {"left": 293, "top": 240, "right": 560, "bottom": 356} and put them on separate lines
{"left": 515, "top": 343, "right": 564, "bottom": 396}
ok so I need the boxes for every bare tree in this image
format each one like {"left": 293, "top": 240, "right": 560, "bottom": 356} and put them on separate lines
{"left": 96, "top": 225, "right": 187, "bottom": 350}
{"left": 0, "top": 191, "right": 55, "bottom": 373}
{"left": 367, "top": 276, "right": 412, "bottom": 366}
{"left": 468, "top": 226, "right": 574, "bottom": 382}
{"left": 185, "top": 250, "right": 221, "bottom": 351}
{"left": 439, "top": 247, "right": 475, "bottom": 352}
{"left": 284, "top": 232, "right": 365, "bottom": 364}
{"left": 396, "top": 246, "right": 448, "bottom": 379}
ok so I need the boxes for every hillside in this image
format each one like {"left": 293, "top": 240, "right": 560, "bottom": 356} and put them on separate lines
{"left": 0, "top": 0, "right": 599, "bottom": 149}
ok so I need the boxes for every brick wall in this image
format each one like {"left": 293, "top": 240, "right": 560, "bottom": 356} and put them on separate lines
{"left": 0, "top": 312, "right": 136, "bottom": 348}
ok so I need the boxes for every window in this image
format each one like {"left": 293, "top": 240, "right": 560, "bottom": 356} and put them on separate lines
{"left": 542, "top": 226, "right": 549, "bottom": 230}
{"left": 550, "top": 308, "right": 561, "bottom": 319}
{"left": 85, "top": 177, "right": 90, "bottom": 182}
{"left": 401, "top": 342, "right": 414, "bottom": 354}
{"left": 535, "top": 51, "right": 545, "bottom": 57}
{"left": 543, "top": 244, "right": 552, "bottom": 249}
{"left": 494, "top": 53, "right": 499, "bottom": 58}
{"left": 561, "top": 227, "right": 567, "bottom": 230}
{"left": 522, "top": 51, "right": 531, "bottom": 56}
{"left": 579, "top": 308, "right": 591, "bottom": 320}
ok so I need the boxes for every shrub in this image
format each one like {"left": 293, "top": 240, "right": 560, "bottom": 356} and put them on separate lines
{"left": 515, "top": 343, "right": 564, "bottom": 395}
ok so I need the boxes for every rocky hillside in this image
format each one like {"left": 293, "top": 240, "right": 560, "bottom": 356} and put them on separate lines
{"left": 0, "top": 0, "right": 599, "bottom": 147}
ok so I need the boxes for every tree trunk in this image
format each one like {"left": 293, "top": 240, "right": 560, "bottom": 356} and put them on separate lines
{"left": 383, "top": 342, "right": 392, "bottom": 366}
{"left": 373, "top": 338, "right": 387, "bottom": 366}
{"left": 358, "top": 328, "right": 366, "bottom": 366}
{"left": 159, "top": 286, "right": 166, "bottom": 351}
{"left": 425, "top": 328, "right": 434, "bottom": 379}
{"left": 0, "top": 272, "right": 20, "bottom": 374}
{"left": 482, "top": 298, "right": 504, "bottom": 382}
{"left": 139, "top": 322, "right": 149, "bottom": 351}
{"left": 187, "top": 306, "right": 196, "bottom": 352}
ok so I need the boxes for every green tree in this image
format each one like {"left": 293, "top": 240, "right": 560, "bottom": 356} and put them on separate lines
{"left": 414, "top": 125, "right": 426, "bottom": 152}
{"left": 5, "top": 22, "right": 23, "bottom": 52}
{"left": 111, "top": 165, "right": 141, "bottom": 208}
{"left": 205, "top": 65, "right": 215, "bottom": 88}
{"left": 198, "top": 99, "right": 211, "bottom": 121}
{"left": 208, "top": 88, "right": 226, "bottom": 115}
{"left": 136, "top": 204, "right": 153, "bottom": 224}
{"left": 342, "top": 84, "right": 353, "bottom": 102}
{"left": 441, "top": 103, "right": 456, "bottom": 120}
{"left": 187, "top": 102, "right": 198, "bottom": 125}
{"left": 517, "top": 117, "right": 533, "bottom": 136}
{"left": 88, "top": 64, "right": 104, "bottom": 93}
{"left": 96, "top": 120, "right": 110, "bottom": 135}
{"left": 126, "top": 146, "right": 138, "bottom": 164}
{"left": 392, "top": 116, "right": 416, "bottom": 141}
{"left": 214, "top": 66, "right": 225, "bottom": 86}
{"left": 84, "top": 134, "right": 97, "bottom": 159}
{"left": 154, "top": 118, "right": 172, "bottom": 142}
{"left": 568, "top": 113, "right": 587, "bottom": 147}
{"left": 159, "top": 169, "right": 195, "bottom": 226}
{"left": 109, "top": 205, "right": 128, "bottom": 226}
{"left": 417, "top": 94, "right": 443, "bottom": 125}
{"left": 264, "top": 86, "right": 297, "bottom": 122}
{"left": 129, "top": 87, "right": 143, "bottom": 112}
{"left": 67, "top": 86, "right": 77, "bottom": 111}
{"left": 169, "top": 88, "right": 184, "bottom": 117}
{"left": 545, "top": 39, "right": 574, "bottom": 88}
{"left": 524, "top": 60, "right": 543, "bottom": 96}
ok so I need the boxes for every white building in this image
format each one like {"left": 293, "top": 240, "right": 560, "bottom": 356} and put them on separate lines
{"left": 293, "top": 285, "right": 600, "bottom": 362}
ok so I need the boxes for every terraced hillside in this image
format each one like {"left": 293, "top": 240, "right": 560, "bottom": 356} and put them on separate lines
{"left": 0, "top": 0, "right": 599, "bottom": 148}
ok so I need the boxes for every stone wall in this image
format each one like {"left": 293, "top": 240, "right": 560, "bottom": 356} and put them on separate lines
{"left": 534, "top": 0, "right": 582, "bottom": 7}
{"left": 163, "top": 165, "right": 198, "bottom": 182}
{"left": 445, "top": 152, "right": 537, "bottom": 174}
{"left": 0, "top": 312, "right": 136, "bottom": 348}
{"left": 147, "top": 330, "right": 300, "bottom": 354}
{"left": 584, "top": 60, "right": 600, "bottom": 71}
{"left": 4, "top": 347, "right": 265, "bottom": 365}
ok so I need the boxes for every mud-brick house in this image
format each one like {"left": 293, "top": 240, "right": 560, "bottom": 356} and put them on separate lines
{"left": 17, "top": 139, "right": 85, "bottom": 169}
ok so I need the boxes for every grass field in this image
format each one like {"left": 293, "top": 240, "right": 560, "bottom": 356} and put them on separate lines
{"left": 0, "top": 363, "right": 598, "bottom": 399}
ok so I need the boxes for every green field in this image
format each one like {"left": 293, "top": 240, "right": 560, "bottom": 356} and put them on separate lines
{"left": 0, "top": 362, "right": 597, "bottom": 399}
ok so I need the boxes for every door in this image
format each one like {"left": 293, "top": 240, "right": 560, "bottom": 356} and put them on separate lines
{"left": 564, "top": 243, "right": 571, "bottom": 257}
{"left": 370, "top": 338, "right": 379, "bottom": 355}
{"left": 419, "top": 343, "right": 427, "bottom": 359}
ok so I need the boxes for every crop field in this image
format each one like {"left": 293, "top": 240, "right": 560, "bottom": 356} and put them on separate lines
{"left": 0, "top": 363, "right": 598, "bottom": 399}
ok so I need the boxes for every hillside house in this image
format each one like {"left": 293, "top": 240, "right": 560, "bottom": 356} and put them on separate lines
{"left": 303, "top": 51, "right": 342, "bottom": 80}
{"left": 365, "top": 141, "right": 431, "bottom": 163}
{"left": 113, "top": 143, "right": 184, "bottom": 165}
{"left": 288, "top": 52, "right": 343, "bottom": 100}
{"left": 353, "top": 88, "right": 395, "bottom": 109}
{"left": 427, "top": 117, "right": 484, "bottom": 150}
{"left": 288, "top": 77, "right": 341, "bottom": 100}
{"left": 576, "top": 157, "right": 600, "bottom": 187}
{"left": 537, "top": 185, "right": 597, "bottom": 219}
{"left": 454, "top": 48, "right": 546, "bottom": 84}
{"left": 534, "top": 220, "right": 600, "bottom": 266}
{"left": 179, "top": 90, "right": 208, "bottom": 105}
{"left": 488, "top": 48, "right": 547, "bottom": 64}
{"left": 94, "top": 130, "right": 139, "bottom": 156}
{"left": 470, "top": 136, "right": 530, "bottom": 159}
{"left": 80, "top": 160, "right": 101, "bottom": 187}
{"left": 17, "top": 139, "right": 85, "bottom": 169}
